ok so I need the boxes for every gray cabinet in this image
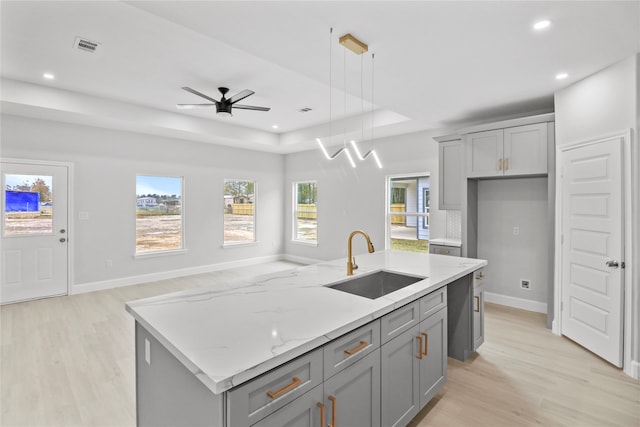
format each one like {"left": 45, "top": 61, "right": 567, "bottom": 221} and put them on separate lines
{"left": 473, "top": 269, "right": 485, "bottom": 351}
{"left": 419, "top": 308, "right": 448, "bottom": 407}
{"left": 381, "top": 293, "right": 448, "bottom": 427}
{"left": 437, "top": 137, "right": 463, "bottom": 210}
{"left": 251, "top": 385, "right": 324, "bottom": 427}
{"left": 323, "top": 350, "right": 381, "bottom": 427}
{"left": 381, "top": 324, "right": 421, "bottom": 427}
{"left": 429, "top": 244, "right": 461, "bottom": 257}
{"left": 465, "top": 123, "right": 548, "bottom": 178}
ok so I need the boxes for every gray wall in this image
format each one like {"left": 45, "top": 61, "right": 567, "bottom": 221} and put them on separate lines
{"left": 554, "top": 54, "right": 639, "bottom": 375}
{"left": 477, "top": 178, "right": 549, "bottom": 304}
{"left": 1, "top": 114, "right": 285, "bottom": 289}
{"left": 284, "top": 129, "right": 447, "bottom": 262}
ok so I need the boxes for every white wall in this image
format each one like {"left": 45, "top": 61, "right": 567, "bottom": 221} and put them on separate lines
{"left": 554, "top": 54, "right": 639, "bottom": 377}
{"left": 284, "top": 130, "right": 447, "bottom": 262}
{"left": 477, "top": 178, "right": 549, "bottom": 306}
{"left": 1, "top": 114, "right": 285, "bottom": 290}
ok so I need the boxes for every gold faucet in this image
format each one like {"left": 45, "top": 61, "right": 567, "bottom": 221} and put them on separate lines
{"left": 347, "top": 230, "right": 375, "bottom": 275}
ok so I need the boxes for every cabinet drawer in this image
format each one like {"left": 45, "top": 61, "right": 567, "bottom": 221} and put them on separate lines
{"left": 429, "top": 244, "right": 461, "bottom": 257}
{"left": 420, "top": 287, "right": 447, "bottom": 321}
{"left": 380, "top": 300, "right": 420, "bottom": 344}
{"left": 323, "top": 320, "right": 380, "bottom": 380}
{"left": 227, "top": 348, "right": 322, "bottom": 427}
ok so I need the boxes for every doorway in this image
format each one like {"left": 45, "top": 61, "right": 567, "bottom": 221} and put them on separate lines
{"left": 386, "top": 174, "right": 430, "bottom": 253}
{"left": 1, "top": 160, "right": 70, "bottom": 304}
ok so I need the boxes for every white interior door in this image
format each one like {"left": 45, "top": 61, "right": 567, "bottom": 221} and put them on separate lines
{"left": 1, "top": 162, "right": 69, "bottom": 303}
{"left": 560, "top": 137, "right": 624, "bottom": 367}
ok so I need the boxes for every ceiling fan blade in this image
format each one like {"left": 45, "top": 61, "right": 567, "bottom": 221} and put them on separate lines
{"left": 181, "top": 87, "right": 220, "bottom": 103}
{"left": 228, "top": 89, "right": 255, "bottom": 104}
{"left": 233, "top": 104, "right": 270, "bottom": 111}
{"left": 176, "top": 103, "right": 216, "bottom": 109}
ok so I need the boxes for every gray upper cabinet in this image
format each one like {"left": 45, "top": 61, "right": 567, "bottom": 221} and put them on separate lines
{"left": 437, "top": 138, "right": 463, "bottom": 210}
{"left": 465, "top": 123, "right": 548, "bottom": 178}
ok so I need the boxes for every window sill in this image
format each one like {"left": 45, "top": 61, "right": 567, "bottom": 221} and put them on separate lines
{"left": 134, "top": 248, "right": 188, "bottom": 259}
{"left": 223, "top": 241, "right": 257, "bottom": 248}
{"left": 291, "top": 240, "right": 318, "bottom": 247}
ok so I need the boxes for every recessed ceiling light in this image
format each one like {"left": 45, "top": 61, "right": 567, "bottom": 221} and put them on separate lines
{"left": 533, "top": 20, "right": 552, "bottom": 30}
{"left": 555, "top": 72, "right": 569, "bottom": 80}
{"left": 43, "top": 72, "right": 55, "bottom": 80}
{"left": 272, "top": 124, "right": 279, "bottom": 129}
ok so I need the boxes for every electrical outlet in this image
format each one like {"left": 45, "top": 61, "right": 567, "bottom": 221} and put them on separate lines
{"left": 105, "top": 259, "right": 113, "bottom": 268}
{"left": 513, "top": 226, "right": 520, "bottom": 236}
{"left": 521, "top": 279, "right": 530, "bottom": 290}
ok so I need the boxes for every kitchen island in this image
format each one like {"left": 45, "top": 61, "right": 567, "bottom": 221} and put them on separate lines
{"left": 126, "top": 250, "right": 486, "bottom": 426}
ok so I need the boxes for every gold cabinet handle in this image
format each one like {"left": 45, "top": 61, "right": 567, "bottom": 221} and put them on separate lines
{"left": 266, "top": 376, "right": 301, "bottom": 399}
{"left": 416, "top": 336, "right": 423, "bottom": 359}
{"left": 317, "top": 402, "right": 325, "bottom": 427}
{"left": 505, "top": 158, "right": 509, "bottom": 170}
{"left": 498, "top": 158, "right": 502, "bottom": 170}
{"left": 439, "top": 249, "right": 450, "bottom": 255}
{"left": 328, "top": 395, "right": 337, "bottom": 427}
{"left": 422, "top": 332, "right": 429, "bottom": 356}
{"left": 344, "top": 340, "right": 368, "bottom": 356}
{"left": 474, "top": 296, "right": 480, "bottom": 313}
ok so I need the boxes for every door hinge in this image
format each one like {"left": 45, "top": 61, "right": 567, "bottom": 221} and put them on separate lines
{"left": 561, "top": 234, "right": 564, "bottom": 245}
{"left": 560, "top": 301, "right": 563, "bottom": 311}
{"left": 621, "top": 261, "right": 626, "bottom": 269}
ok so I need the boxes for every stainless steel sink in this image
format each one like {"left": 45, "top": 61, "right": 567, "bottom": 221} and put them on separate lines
{"left": 328, "top": 270, "right": 425, "bottom": 300}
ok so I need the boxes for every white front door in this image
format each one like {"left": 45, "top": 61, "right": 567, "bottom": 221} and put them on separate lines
{"left": 560, "top": 136, "right": 624, "bottom": 367}
{"left": 1, "top": 162, "right": 69, "bottom": 303}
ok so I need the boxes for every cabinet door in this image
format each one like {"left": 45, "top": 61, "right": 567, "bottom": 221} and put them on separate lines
{"left": 438, "top": 140, "right": 463, "bottom": 210}
{"left": 473, "top": 268, "right": 485, "bottom": 351}
{"left": 381, "top": 324, "right": 420, "bottom": 427}
{"left": 251, "top": 385, "right": 324, "bottom": 427}
{"left": 503, "top": 123, "right": 548, "bottom": 176}
{"left": 419, "top": 308, "right": 448, "bottom": 408}
{"left": 323, "top": 350, "right": 381, "bottom": 427}
{"left": 465, "top": 129, "right": 504, "bottom": 178}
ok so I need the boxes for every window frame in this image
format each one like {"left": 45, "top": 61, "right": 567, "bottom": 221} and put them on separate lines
{"left": 292, "top": 180, "right": 318, "bottom": 245}
{"left": 135, "top": 174, "right": 185, "bottom": 257}
{"left": 385, "top": 173, "right": 430, "bottom": 252}
{"left": 223, "top": 178, "right": 257, "bottom": 247}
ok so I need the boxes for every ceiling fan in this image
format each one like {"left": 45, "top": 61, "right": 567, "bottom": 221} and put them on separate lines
{"left": 177, "top": 86, "right": 270, "bottom": 117}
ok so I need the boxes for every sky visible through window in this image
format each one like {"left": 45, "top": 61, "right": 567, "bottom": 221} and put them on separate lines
{"left": 5, "top": 174, "right": 53, "bottom": 189}
{"left": 136, "top": 175, "right": 182, "bottom": 196}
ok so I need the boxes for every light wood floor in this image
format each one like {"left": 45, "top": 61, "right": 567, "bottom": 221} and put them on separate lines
{"left": 2, "top": 263, "right": 639, "bottom": 427}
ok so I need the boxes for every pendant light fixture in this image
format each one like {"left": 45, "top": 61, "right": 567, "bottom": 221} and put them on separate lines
{"left": 316, "top": 28, "right": 382, "bottom": 169}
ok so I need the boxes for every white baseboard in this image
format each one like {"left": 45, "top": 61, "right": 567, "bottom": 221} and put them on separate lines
{"left": 484, "top": 292, "right": 548, "bottom": 314}
{"left": 282, "top": 254, "right": 322, "bottom": 265}
{"left": 71, "top": 254, "right": 284, "bottom": 294}
{"left": 625, "top": 360, "right": 640, "bottom": 380}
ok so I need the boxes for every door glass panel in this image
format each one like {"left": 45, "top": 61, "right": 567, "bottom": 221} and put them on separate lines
{"left": 4, "top": 174, "right": 53, "bottom": 236}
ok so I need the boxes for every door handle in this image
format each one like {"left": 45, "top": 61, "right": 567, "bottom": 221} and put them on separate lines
{"left": 59, "top": 238, "right": 66, "bottom": 243}
{"left": 605, "top": 260, "right": 619, "bottom": 268}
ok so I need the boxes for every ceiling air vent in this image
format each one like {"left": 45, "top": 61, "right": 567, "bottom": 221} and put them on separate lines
{"left": 299, "top": 107, "right": 313, "bottom": 113}
{"left": 73, "top": 36, "right": 100, "bottom": 53}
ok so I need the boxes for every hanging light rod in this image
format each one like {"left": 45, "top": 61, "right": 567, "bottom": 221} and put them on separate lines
{"left": 339, "top": 33, "right": 368, "bottom": 55}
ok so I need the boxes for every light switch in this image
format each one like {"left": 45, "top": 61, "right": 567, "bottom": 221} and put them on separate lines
{"left": 79, "top": 211, "right": 89, "bottom": 220}
{"left": 513, "top": 226, "right": 520, "bottom": 236}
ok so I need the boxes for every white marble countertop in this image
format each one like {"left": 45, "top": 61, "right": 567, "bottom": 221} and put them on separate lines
{"left": 429, "top": 238, "right": 462, "bottom": 247}
{"left": 126, "top": 251, "right": 486, "bottom": 394}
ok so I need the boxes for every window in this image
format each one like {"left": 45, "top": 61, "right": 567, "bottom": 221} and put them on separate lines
{"left": 293, "top": 181, "right": 317, "bottom": 243}
{"left": 136, "top": 175, "right": 183, "bottom": 254}
{"left": 3, "top": 174, "right": 53, "bottom": 236}
{"left": 224, "top": 179, "right": 255, "bottom": 244}
{"left": 386, "top": 174, "right": 430, "bottom": 253}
